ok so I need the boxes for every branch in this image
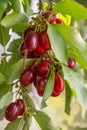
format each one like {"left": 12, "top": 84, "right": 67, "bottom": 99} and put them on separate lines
{"left": 39, "top": 0, "right": 44, "bottom": 12}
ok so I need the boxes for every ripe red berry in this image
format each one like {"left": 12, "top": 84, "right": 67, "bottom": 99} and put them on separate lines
{"left": 42, "top": 11, "right": 51, "bottom": 18}
{"left": 55, "top": 18, "right": 63, "bottom": 24}
{"left": 24, "top": 31, "right": 39, "bottom": 52}
{"left": 20, "top": 42, "right": 31, "bottom": 58}
{"left": 49, "top": 15, "right": 63, "bottom": 24}
{"left": 5, "top": 103, "right": 19, "bottom": 121}
{"left": 34, "top": 74, "right": 42, "bottom": 88}
{"left": 49, "top": 15, "right": 56, "bottom": 24}
{"left": 68, "top": 57, "right": 76, "bottom": 69}
{"left": 34, "top": 46, "right": 45, "bottom": 56}
{"left": 39, "top": 31, "right": 51, "bottom": 51}
{"left": 16, "top": 99, "right": 25, "bottom": 116}
{"left": 20, "top": 69, "right": 34, "bottom": 86}
{"left": 23, "top": 26, "right": 34, "bottom": 39}
{"left": 38, "top": 59, "right": 50, "bottom": 75}
{"left": 51, "top": 74, "right": 64, "bottom": 97}
{"left": 36, "top": 76, "right": 47, "bottom": 96}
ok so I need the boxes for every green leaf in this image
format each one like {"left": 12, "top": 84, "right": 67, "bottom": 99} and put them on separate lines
{"left": 12, "top": 22, "right": 29, "bottom": 35}
{"left": 9, "top": 0, "right": 21, "bottom": 12}
{"left": 5, "top": 118, "right": 25, "bottom": 130}
{"left": 52, "top": 0, "right": 87, "bottom": 21}
{"left": 0, "top": 83, "right": 11, "bottom": 99}
{"left": 53, "top": 24, "right": 87, "bottom": 69}
{"left": 0, "top": 25, "right": 10, "bottom": 46}
{"left": 7, "top": 58, "right": 34, "bottom": 84}
{"left": 0, "top": 107, "right": 6, "bottom": 121}
{"left": 0, "top": 0, "right": 9, "bottom": 18}
{"left": 9, "top": 53, "right": 21, "bottom": 65}
{"left": 8, "top": 39, "right": 22, "bottom": 53}
{"left": 0, "top": 62, "right": 11, "bottom": 80}
{"left": 65, "top": 81, "right": 73, "bottom": 115}
{"left": 1, "top": 12, "right": 28, "bottom": 28}
{"left": 23, "top": 115, "right": 32, "bottom": 130}
{"left": 0, "top": 73, "right": 6, "bottom": 84}
{"left": 41, "top": 70, "right": 55, "bottom": 108}
{"left": 23, "top": 94, "right": 36, "bottom": 111}
{"left": 47, "top": 24, "right": 68, "bottom": 64}
{"left": 22, "top": 0, "right": 33, "bottom": 15}
{"left": 0, "top": 91, "right": 13, "bottom": 109}
{"left": 34, "top": 110, "right": 56, "bottom": 130}
{"left": 63, "top": 65, "right": 87, "bottom": 117}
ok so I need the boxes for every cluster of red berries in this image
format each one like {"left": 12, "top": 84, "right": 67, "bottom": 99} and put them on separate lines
{"left": 5, "top": 15, "right": 76, "bottom": 122}
{"left": 5, "top": 99, "right": 25, "bottom": 121}
{"left": 20, "top": 27, "right": 51, "bottom": 58}
{"left": 20, "top": 59, "right": 64, "bottom": 97}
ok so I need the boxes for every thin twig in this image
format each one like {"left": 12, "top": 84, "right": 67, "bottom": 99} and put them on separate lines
{"left": 39, "top": 0, "right": 44, "bottom": 12}
{"left": 49, "top": 0, "right": 54, "bottom": 10}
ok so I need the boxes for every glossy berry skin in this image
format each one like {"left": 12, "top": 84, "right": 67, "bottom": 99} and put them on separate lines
{"left": 49, "top": 16, "right": 63, "bottom": 24}
{"left": 20, "top": 42, "right": 31, "bottom": 58}
{"left": 24, "top": 26, "right": 34, "bottom": 39}
{"left": 16, "top": 99, "right": 25, "bottom": 116}
{"left": 39, "top": 31, "right": 51, "bottom": 51}
{"left": 68, "top": 57, "right": 76, "bottom": 69}
{"left": 34, "top": 74, "right": 42, "bottom": 88}
{"left": 55, "top": 18, "right": 63, "bottom": 24}
{"left": 34, "top": 46, "right": 45, "bottom": 56}
{"left": 51, "top": 74, "right": 64, "bottom": 97}
{"left": 38, "top": 59, "right": 50, "bottom": 75}
{"left": 24, "top": 31, "right": 39, "bottom": 52}
{"left": 20, "top": 69, "right": 34, "bottom": 86}
{"left": 36, "top": 76, "right": 47, "bottom": 96}
{"left": 5, "top": 103, "right": 19, "bottom": 121}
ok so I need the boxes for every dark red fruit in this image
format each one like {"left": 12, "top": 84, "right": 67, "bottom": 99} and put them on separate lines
{"left": 42, "top": 11, "right": 51, "bottom": 18}
{"left": 34, "top": 74, "right": 42, "bottom": 88}
{"left": 68, "top": 57, "right": 76, "bottom": 69}
{"left": 16, "top": 99, "right": 25, "bottom": 116}
{"left": 34, "top": 46, "right": 45, "bottom": 56}
{"left": 51, "top": 74, "right": 64, "bottom": 97}
{"left": 49, "top": 15, "right": 56, "bottom": 24}
{"left": 24, "top": 31, "right": 39, "bottom": 51}
{"left": 39, "top": 31, "right": 51, "bottom": 51}
{"left": 20, "top": 69, "right": 34, "bottom": 86}
{"left": 49, "top": 15, "right": 63, "bottom": 24}
{"left": 5, "top": 103, "right": 19, "bottom": 121}
{"left": 24, "top": 26, "right": 34, "bottom": 39}
{"left": 38, "top": 59, "right": 50, "bottom": 75}
{"left": 20, "top": 42, "right": 31, "bottom": 57}
{"left": 55, "top": 18, "right": 63, "bottom": 24}
{"left": 36, "top": 76, "right": 47, "bottom": 96}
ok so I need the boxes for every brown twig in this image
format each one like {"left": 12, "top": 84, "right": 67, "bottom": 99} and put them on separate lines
{"left": 39, "top": 0, "right": 44, "bottom": 13}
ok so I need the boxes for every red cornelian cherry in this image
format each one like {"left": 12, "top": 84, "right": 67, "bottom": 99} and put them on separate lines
{"left": 34, "top": 74, "right": 42, "bottom": 88}
{"left": 49, "top": 15, "right": 63, "bottom": 24}
{"left": 51, "top": 74, "right": 64, "bottom": 97}
{"left": 34, "top": 46, "right": 45, "bottom": 56}
{"left": 5, "top": 102, "right": 19, "bottom": 121}
{"left": 36, "top": 76, "right": 47, "bottom": 96}
{"left": 68, "top": 57, "right": 76, "bottom": 69}
{"left": 39, "top": 31, "right": 51, "bottom": 51}
{"left": 38, "top": 59, "right": 50, "bottom": 75}
{"left": 16, "top": 99, "right": 25, "bottom": 116}
{"left": 20, "top": 69, "right": 34, "bottom": 86}
{"left": 24, "top": 31, "right": 39, "bottom": 52}
{"left": 23, "top": 26, "right": 34, "bottom": 39}
{"left": 55, "top": 18, "right": 63, "bottom": 24}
